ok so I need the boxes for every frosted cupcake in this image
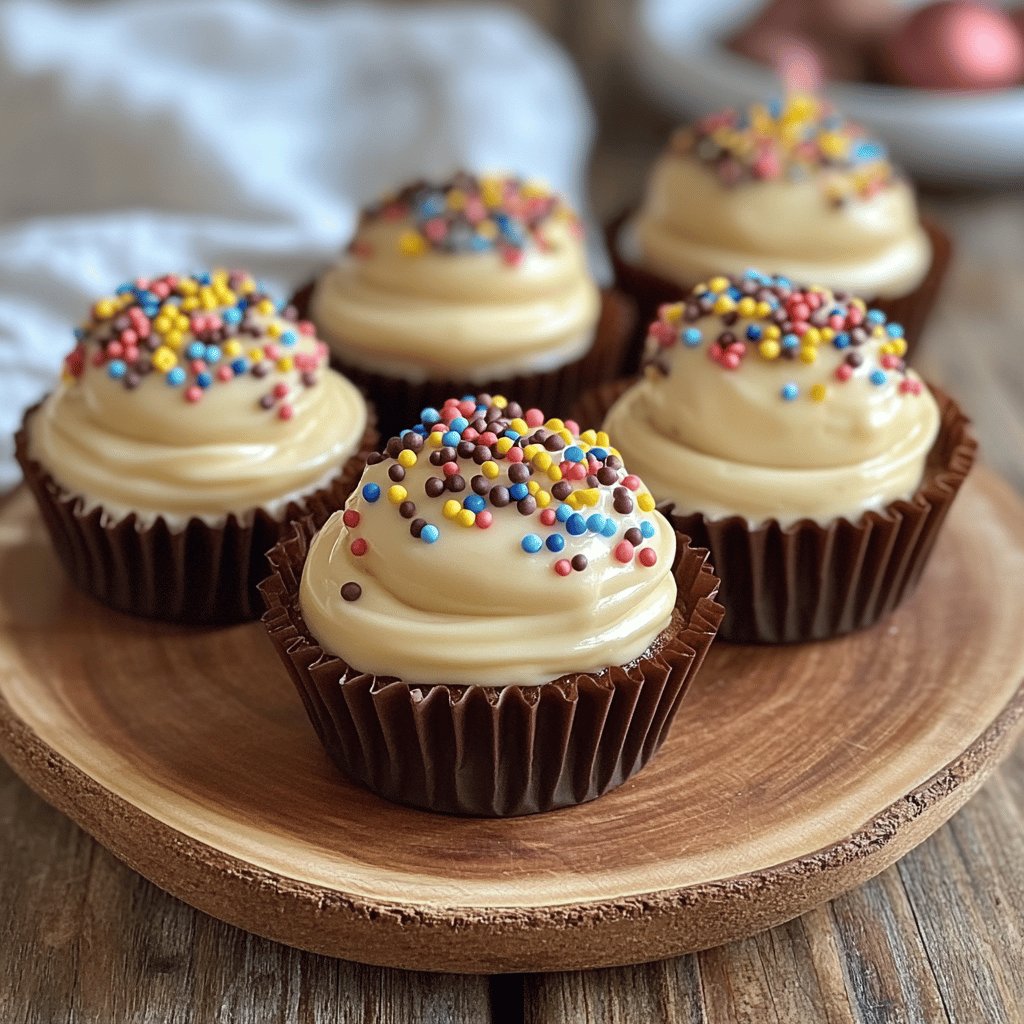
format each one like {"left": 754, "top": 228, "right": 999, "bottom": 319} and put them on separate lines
{"left": 16, "top": 270, "right": 377, "bottom": 623}
{"left": 586, "top": 271, "right": 975, "bottom": 643}
{"left": 260, "top": 393, "right": 723, "bottom": 816}
{"left": 304, "top": 172, "right": 632, "bottom": 435}
{"left": 609, "top": 96, "right": 949, "bottom": 370}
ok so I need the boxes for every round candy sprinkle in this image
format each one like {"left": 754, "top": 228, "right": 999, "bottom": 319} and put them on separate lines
{"left": 521, "top": 534, "right": 543, "bottom": 554}
{"left": 362, "top": 483, "right": 381, "bottom": 502}
{"left": 350, "top": 538, "right": 368, "bottom": 557}
{"left": 340, "top": 582, "right": 362, "bottom": 602}
{"left": 421, "top": 524, "right": 440, "bottom": 544}
{"left": 554, "top": 558, "right": 572, "bottom": 577}
{"left": 638, "top": 548, "right": 658, "bottom": 568}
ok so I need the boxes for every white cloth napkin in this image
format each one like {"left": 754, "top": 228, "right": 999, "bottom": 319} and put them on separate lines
{"left": 0, "top": 0, "right": 596, "bottom": 489}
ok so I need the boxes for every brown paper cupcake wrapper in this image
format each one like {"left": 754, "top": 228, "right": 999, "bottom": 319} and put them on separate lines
{"left": 606, "top": 211, "right": 953, "bottom": 376}
{"left": 292, "top": 281, "right": 636, "bottom": 439}
{"left": 14, "top": 403, "right": 379, "bottom": 625}
{"left": 259, "top": 520, "right": 724, "bottom": 817}
{"left": 574, "top": 380, "right": 976, "bottom": 644}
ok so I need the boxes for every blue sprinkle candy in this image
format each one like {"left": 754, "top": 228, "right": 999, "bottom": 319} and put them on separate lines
{"left": 782, "top": 333, "right": 800, "bottom": 350}
{"left": 196, "top": 371, "right": 213, "bottom": 389}
{"left": 281, "top": 330, "right": 297, "bottom": 347}
{"left": 187, "top": 341, "right": 206, "bottom": 360}
{"left": 442, "top": 430, "right": 461, "bottom": 447}
{"left": 555, "top": 504, "right": 573, "bottom": 523}
{"left": 546, "top": 534, "right": 565, "bottom": 552}
{"left": 587, "top": 514, "right": 606, "bottom": 533}
{"left": 107, "top": 359, "right": 127, "bottom": 379}
{"left": 866, "top": 309, "right": 886, "bottom": 325}
{"left": 167, "top": 367, "right": 187, "bottom": 387}
{"left": 886, "top": 323, "right": 904, "bottom": 338}
{"left": 564, "top": 446, "right": 584, "bottom": 462}
{"left": 421, "top": 524, "right": 439, "bottom": 544}
{"left": 420, "top": 407, "right": 440, "bottom": 425}
{"left": 223, "top": 308, "right": 242, "bottom": 325}
{"left": 566, "top": 513, "right": 587, "bottom": 537}
{"left": 464, "top": 495, "right": 486, "bottom": 513}
{"left": 450, "top": 416, "right": 469, "bottom": 432}
{"left": 521, "top": 534, "right": 543, "bottom": 554}
{"left": 870, "top": 370, "right": 887, "bottom": 386}
{"left": 683, "top": 328, "right": 702, "bottom": 347}
{"left": 204, "top": 345, "right": 221, "bottom": 363}
{"left": 832, "top": 333, "right": 851, "bottom": 350}
{"left": 640, "top": 521, "right": 655, "bottom": 539}
{"left": 600, "top": 519, "right": 617, "bottom": 538}
{"left": 590, "top": 447, "right": 608, "bottom": 460}
{"left": 230, "top": 358, "right": 248, "bottom": 375}
{"left": 781, "top": 382, "right": 799, "bottom": 402}
{"left": 362, "top": 483, "right": 381, "bottom": 502}
{"left": 746, "top": 325, "right": 763, "bottom": 342}
{"left": 509, "top": 483, "right": 529, "bottom": 501}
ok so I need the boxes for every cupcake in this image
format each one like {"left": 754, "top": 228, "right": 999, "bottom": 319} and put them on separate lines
{"left": 16, "top": 270, "right": 377, "bottom": 624}
{"left": 302, "top": 173, "right": 633, "bottom": 437}
{"left": 585, "top": 271, "right": 975, "bottom": 643}
{"left": 609, "top": 95, "right": 950, "bottom": 372}
{"left": 260, "top": 394, "right": 723, "bottom": 816}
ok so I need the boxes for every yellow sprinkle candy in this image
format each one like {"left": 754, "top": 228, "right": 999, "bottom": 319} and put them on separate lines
{"left": 266, "top": 322, "right": 282, "bottom": 338}
{"left": 818, "top": 132, "right": 849, "bottom": 160}
{"left": 532, "top": 451, "right": 552, "bottom": 471}
{"left": 387, "top": 485, "right": 408, "bottom": 505}
{"left": 223, "top": 340, "right": 242, "bottom": 358}
{"left": 765, "top": 324, "right": 781, "bottom": 340}
{"left": 482, "top": 460, "right": 500, "bottom": 479}
{"left": 521, "top": 179, "right": 550, "bottom": 199}
{"left": 522, "top": 443, "right": 542, "bottom": 461}
{"left": 580, "top": 429, "right": 597, "bottom": 445}
{"left": 662, "top": 304, "right": 683, "bottom": 324}
{"left": 713, "top": 295, "right": 736, "bottom": 315}
{"left": 151, "top": 346, "right": 177, "bottom": 372}
{"left": 545, "top": 417, "right": 564, "bottom": 432}
{"left": 566, "top": 493, "right": 582, "bottom": 510}
{"left": 508, "top": 417, "right": 528, "bottom": 435}
{"left": 212, "top": 269, "right": 229, "bottom": 286}
{"left": 442, "top": 500, "right": 461, "bottom": 520}
{"left": 756, "top": 301, "right": 773, "bottom": 318}
{"left": 277, "top": 356, "right": 294, "bottom": 372}
{"left": 536, "top": 490, "right": 551, "bottom": 509}
{"left": 164, "top": 330, "right": 184, "bottom": 349}
{"left": 457, "top": 509, "right": 476, "bottom": 528}
{"left": 249, "top": 348, "right": 264, "bottom": 362}
{"left": 810, "top": 383, "right": 828, "bottom": 403}
{"left": 181, "top": 296, "right": 199, "bottom": 312}
{"left": 177, "top": 278, "right": 198, "bottom": 296}
{"left": 558, "top": 428, "right": 574, "bottom": 445}
{"left": 799, "top": 346, "right": 818, "bottom": 364}
{"left": 737, "top": 296, "right": 757, "bottom": 318}
{"left": 527, "top": 480, "right": 540, "bottom": 495}
{"left": 446, "top": 188, "right": 466, "bottom": 211}
{"left": 802, "top": 327, "right": 821, "bottom": 346}
{"left": 427, "top": 431, "right": 443, "bottom": 448}
{"left": 476, "top": 221, "right": 498, "bottom": 240}
{"left": 495, "top": 437, "right": 513, "bottom": 455}
{"left": 256, "top": 299, "right": 275, "bottom": 316}
{"left": 200, "top": 288, "right": 218, "bottom": 311}
{"left": 480, "top": 176, "right": 504, "bottom": 207}
{"left": 892, "top": 338, "right": 908, "bottom": 357}
{"left": 576, "top": 488, "right": 600, "bottom": 507}
{"left": 596, "top": 431, "right": 611, "bottom": 448}
{"left": 238, "top": 277, "right": 255, "bottom": 294}
{"left": 821, "top": 328, "right": 834, "bottom": 342}
{"left": 547, "top": 465, "right": 563, "bottom": 483}
{"left": 492, "top": 395, "right": 507, "bottom": 409}
{"left": 708, "top": 275, "right": 730, "bottom": 293}
{"left": 759, "top": 339, "right": 781, "bottom": 360}
{"left": 93, "top": 299, "right": 117, "bottom": 319}
{"left": 638, "top": 492, "right": 656, "bottom": 513}
{"left": 398, "top": 450, "right": 417, "bottom": 468}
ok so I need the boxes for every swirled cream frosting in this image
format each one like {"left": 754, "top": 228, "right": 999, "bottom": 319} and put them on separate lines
{"left": 29, "top": 270, "right": 369, "bottom": 524}
{"left": 300, "top": 394, "right": 677, "bottom": 687}
{"left": 624, "top": 96, "right": 931, "bottom": 299}
{"left": 310, "top": 173, "right": 602, "bottom": 383}
{"left": 603, "top": 271, "right": 941, "bottom": 525}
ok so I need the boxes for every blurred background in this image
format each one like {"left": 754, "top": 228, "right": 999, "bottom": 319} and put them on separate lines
{"left": 1, "top": 0, "right": 1022, "bottom": 489}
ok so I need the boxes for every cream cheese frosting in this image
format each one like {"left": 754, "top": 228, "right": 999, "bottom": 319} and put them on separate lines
{"left": 625, "top": 97, "right": 932, "bottom": 299}
{"left": 603, "top": 271, "right": 941, "bottom": 526}
{"left": 299, "top": 394, "right": 677, "bottom": 687}
{"left": 310, "top": 173, "right": 601, "bottom": 382}
{"left": 29, "top": 270, "right": 369, "bottom": 525}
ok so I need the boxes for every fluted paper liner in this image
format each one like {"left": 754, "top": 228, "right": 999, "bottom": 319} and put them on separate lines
{"left": 606, "top": 211, "right": 953, "bottom": 376}
{"left": 574, "top": 380, "right": 976, "bottom": 644}
{"left": 14, "top": 402, "right": 379, "bottom": 625}
{"left": 291, "top": 282, "right": 636, "bottom": 439}
{"left": 259, "top": 520, "right": 724, "bottom": 817}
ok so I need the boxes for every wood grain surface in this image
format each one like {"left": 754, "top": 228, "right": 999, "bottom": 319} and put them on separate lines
{"left": 3, "top": 3, "right": 1024, "bottom": 1019}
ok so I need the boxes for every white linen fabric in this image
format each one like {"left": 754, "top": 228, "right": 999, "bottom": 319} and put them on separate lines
{"left": 0, "top": 0, "right": 596, "bottom": 489}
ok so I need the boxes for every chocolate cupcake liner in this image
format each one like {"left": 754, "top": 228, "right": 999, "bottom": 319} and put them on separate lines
{"left": 606, "top": 211, "right": 953, "bottom": 376}
{"left": 291, "top": 281, "right": 636, "bottom": 439}
{"left": 574, "top": 379, "right": 976, "bottom": 644}
{"left": 259, "top": 520, "right": 724, "bottom": 817}
{"left": 14, "top": 403, "right": 379, "bottom": 625}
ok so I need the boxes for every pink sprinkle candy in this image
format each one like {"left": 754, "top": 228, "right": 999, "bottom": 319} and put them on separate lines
{"left": 708, "top": 342, "right": 724, "bottom": 364}
{"left": 881, "top": 354, "right": 901, "bottom": 369}
{"left": 273, "top": 382, "right": 289, "bottom": 399}
{"left": 441, "top": 406, "right": 459, "bottom": 423}
{"left": 505, "top": 447, "right": 524, "bottom": 464}
{"left": 835, "top": 364, "right": 854, "bottom": 382}
{"left": 458, "top": 400, "right": 476, "bottom": 417}
{"left": 278, "top": 404, "right": 294, "bottom": 421}
{"left": 638, "top": 548, "right": 658, "bottom": 568}
{"left": 120, "top": 329, "right": 138, "bottom": 346}
{"left": 554, "top": 559, "right": 572, "bottom": 577}
{"left": 475, "top": 510, "right": 493, "bottom": 529}
{"left": 805, "top": 293, "right": 822, "bottom": 311}
{"left": 442, "top": 462, "right": 459, "bottom": 477}
{"left": 478, "top": 431, "right": 497, "bottom": 447}
{"left": 829, "top": 314, "right": 845, "bottom": 330}
{"left": 185, "top": 385, "right": 202, "bottom": 403}
{"left": 150, "top": 281, "right": 171, "bottom": 299}
{"left": 540, "top": 509, "right": 556, "bottom": 526}
{"left": 350, "top": 538, "right": 368, "bottom": 556}
{"left": 343, "top": 509, "right": 361, "bottom": 528}
{"left": 650, "top": 321, "right": 676, "bottom": 348}
{"left": 217, "top": 366, "right": 233, "bottom": 382}
{"left": 91, "top": 350, "right": 105, "bottom": 367}
{"left": 899, "top": 379, "right": 922, "bottom": 395}
{"left": 614, "top": 541, "right": 635, "bottom": 564}
{"left": 622, "top": 474, "right": 641, "bottom": 492}
{"left": 752, "top": 151, "right": 781, "bottom": 179}
{"left": 190, "top": 359, "right": 207, "bottom": 374}
{"left": 722, "top": 351, "right": 742, "bottom": 370}
{"left": 567, "top": 463, "right": 587, "bottom": 480}
{"left": 501, "top": 247, "right": 524, "bottom": 268}
{"left": 525, "top": 408, "right": 544, "bottom": 427}
{"left": 462, "top": 427, "right": 479, "bottom": 442}
{"left": 134, "top": 277, "right": 150, "bottom": 290}
{"left": 424, "top": 218, "right": 447, "bottom": 242}
{"left": 846, "top": 307, "right": 864, "bottom": 326}
{"left": 264, "top": 344, "right": 281, "bottom": 361}
{"left": 106, "top": 341, "right": 124, "bottom": 358}
{"left": 298, "top": 321, "right": 316, "bottom": 336}
{"left": 564, "top": 420, "right": 579, "bottom": 434}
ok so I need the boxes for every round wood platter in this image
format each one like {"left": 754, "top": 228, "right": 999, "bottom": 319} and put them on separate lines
{"left": 1, "top": 469, "right": 1023, "bottom": 974}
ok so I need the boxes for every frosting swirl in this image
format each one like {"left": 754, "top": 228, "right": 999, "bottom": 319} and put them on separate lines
{"left": 603, "top": 272, "right": 941, "bottom": 525}
{"left": 626, "top": 97, "right": 931, "bottom": 299}
{"left": 300, "top": 395, "right": 677, "bottom": 687}
{"left": 29, "top": 271, "right": 369, "bottom": 522}
{"left": 310, "top": 173, "right": 601, "bottom": 382}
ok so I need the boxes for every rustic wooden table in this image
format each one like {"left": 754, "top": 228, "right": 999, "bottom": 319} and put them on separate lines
{"left": 2, "top": 11, "right": 1023, "bottom": 1022}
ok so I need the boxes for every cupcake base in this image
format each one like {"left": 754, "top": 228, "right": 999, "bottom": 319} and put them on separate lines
{"left": 259, "top": 519, "right": 724, "bottom": 817}
{"left": 14, "top": 403, "right": 379, "bottom": 625}
{"left": 574, "top": 380, "right": 976, "bottom": 644}
{"left": 291, "top": 281, "right": 636, "bottom": 439}
{"left": 606, "top": 211, "right": 953, "bottom": 376}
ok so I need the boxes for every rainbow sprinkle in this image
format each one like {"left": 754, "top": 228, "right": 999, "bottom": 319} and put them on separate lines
{"left": 672, "top": 95, "right": 896, "bottom": 204}
{"left": 645, "top": 271, "right": 922, "bottom": 403}
{"left": 350, "top": 173, "right": 583, "bottom": 267}
{"left": 338, "top": 395, "right": 662, "bottom": 593}
{"left": 62, "top": 270, "right": 328, "bottom": 418}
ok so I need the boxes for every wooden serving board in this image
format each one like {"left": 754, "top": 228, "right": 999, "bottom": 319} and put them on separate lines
{"left": 0, "top": 470, "right": 1022, "bottom": 975}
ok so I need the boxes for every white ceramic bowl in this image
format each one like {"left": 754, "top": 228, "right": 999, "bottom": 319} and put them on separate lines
{"left": 630, "top": 0, "right": 1024, "bottom": 185}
